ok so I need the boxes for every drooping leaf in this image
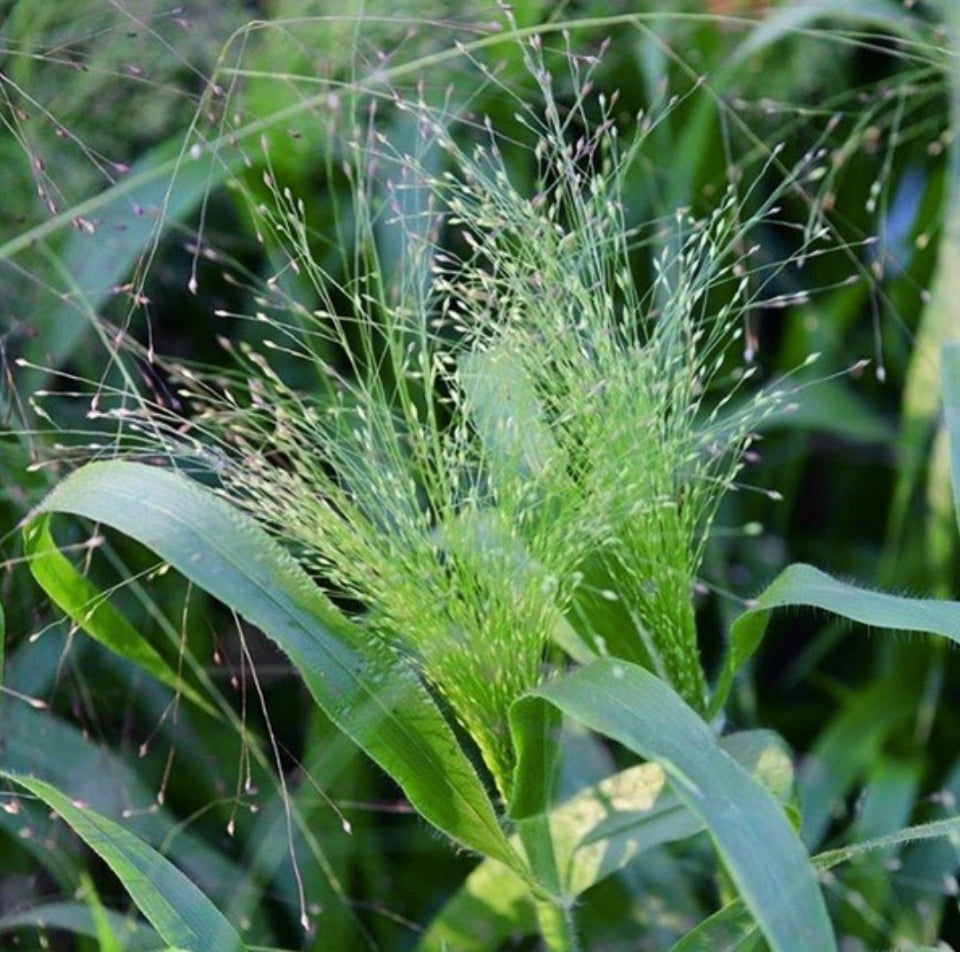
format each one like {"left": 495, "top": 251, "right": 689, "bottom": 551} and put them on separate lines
{"left": 421, "top": 730, "right": 794, "bottom": 952}
{"left": 712, "top": 562, "right": 960, "bottom": 716}
{"left": 29, "top": 460, "right": 519, "bottom": 871}
{"left": 0, "top": 902, "right": 162, "bottom": 952}
{"left": 513, "top": 659, "right": 835, "bottom": 952}
{"left": 1, "top": 771, "right": 243, "bottom": 951}
{"left": 0, "top": 698, "right": 258, "bottom": 922}
{"left": 23, "top": 514, "right": 216, "bottom": 717}
{"left": 731, "top": 1, "right": 922, "bottom": 68}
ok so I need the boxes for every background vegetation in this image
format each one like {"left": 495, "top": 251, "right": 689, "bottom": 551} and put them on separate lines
{"left": 3, "top": 0, "right": 960, "bottom": 949}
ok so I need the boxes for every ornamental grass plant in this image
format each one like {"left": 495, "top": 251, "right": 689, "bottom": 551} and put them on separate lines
{"left": 94, "top": 47, "right": 801, "bottom": 795}
{"left": 5, "top": 4, "right": 960, "bottom": 951}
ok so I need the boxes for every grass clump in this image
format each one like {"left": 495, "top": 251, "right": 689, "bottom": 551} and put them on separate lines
{"left": 11, "top": 6, "right": 960, "bottom": 949}
{"left": 81, "top": 38, "right": 804, "bottom": 801}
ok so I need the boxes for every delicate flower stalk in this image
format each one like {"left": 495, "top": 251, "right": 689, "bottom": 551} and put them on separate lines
{"left": 77, "top": 42, "right": 804, "bottom": 798}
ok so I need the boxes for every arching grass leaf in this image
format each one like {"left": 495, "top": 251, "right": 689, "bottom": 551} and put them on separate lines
{"left": 712, "top": 562, "right": 960, "bottom": 716}
{"left": 28, "top": 460, "right": 519, "bottom": 871}
{"left": 1, "top": 771, "right": 242, "bottom": 951}
{"left": 23, "top": 514, "right": 216, "bottom": 717}
{"left": 512, "top": 659, "right": 835, "bottom": 952}
{"left": 0, "top": 901, "right": 162, "bottom": 952}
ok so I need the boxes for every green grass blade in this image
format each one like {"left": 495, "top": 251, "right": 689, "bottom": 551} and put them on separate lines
{"left": 671, "top": 899, "right": 761, "bottom": 952}
{"left": 78, "top": 870, "right": 122, "bottom": 953}
{"left": 796, "top": 677, "right": 915, "bottom": 847}
{"left": 884, "top": 14, "right": 960, "bottom": 584}
{"left": 514, "top": 659, "right": 835, "bottom": 952}
{"left": 885, "top": 226, "right": 960, "bottom": 588}
{"left": 731, "top": 1, "right": 921, "bottom": 67}
{"left": 712, "top": 562, "right": 960, "bottom": 716}
{"left": 422, "top": 730, "right": 794, "bottom": 951}
{"left": 60, "top": 138, "right": 236, "bottom": 314}
{"left": 509, "top": 698, "right": 562, "bottom": 823}
{"left": 1, "top": 771, "right": 243, "bottom": 951}
{"left": 0, "top": 698, "right": 266, "bottom": 931}
{"left": 30, "top": 460, "right": 517, "bottom": 870}
{"left": 675, "top": 814, "right": 960, "bottom": 952}
{"left": 23, "top": 514, "right": 216, "bottom": 717}
{"left": 0, "top": 902, "right": 162, "bottom": 951}
{"left": 891, "top": 756, "right": 960, "bottom": 943}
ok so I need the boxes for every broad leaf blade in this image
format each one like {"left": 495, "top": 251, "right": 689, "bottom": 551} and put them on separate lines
{"left": 566, "top": 730, "right": 796, "bottom": 894}
{"left": 30, "top": 460, "right": 516, "bottom": 869}
{"left": 2, "top": 771, "right": 242, "bottom": 951}
{"left": 422, "top": 730, "right": 794, "bottom": 952}
{"left": 514, "top": 659, "right": 835, "bottom": 952}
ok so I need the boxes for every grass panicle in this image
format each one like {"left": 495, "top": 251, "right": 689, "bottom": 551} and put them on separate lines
{"left": 52, "top": 39, "right": 831, "bottom": 798}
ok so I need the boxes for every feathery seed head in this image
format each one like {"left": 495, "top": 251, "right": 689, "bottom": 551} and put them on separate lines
{"left": 46, "top": 42, "right": 816, "bottom": 797}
